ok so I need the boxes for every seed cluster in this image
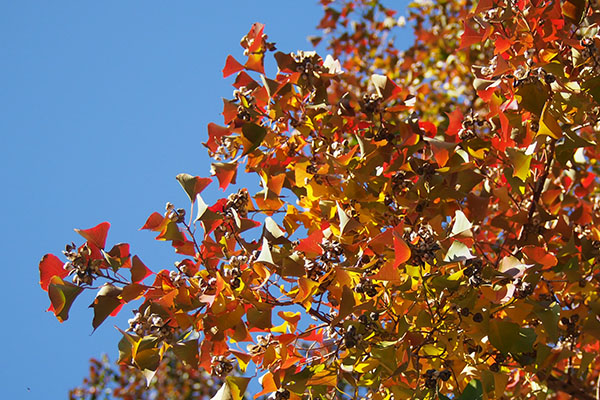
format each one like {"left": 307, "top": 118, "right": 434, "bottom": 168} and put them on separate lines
{"left": 464, "top": 258, "right": 484, "bottom": 287}
{"left": 63, "top": 243, "right": 101, "bottom": 286}
{"left": 424, "top": 368, "right": 451, "bottom": 389}
{"left": 127, "top": 308, "right": 173, "bottom": 342}
{"left": 225, "top": 189, "right": 250, "bottom": 218}
{"left": 211, "top": 355, "right": 233, "bottom": 377}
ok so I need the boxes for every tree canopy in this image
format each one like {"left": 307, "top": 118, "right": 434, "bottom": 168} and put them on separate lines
{"left": 41, "top": 0, "right": 600, "bottom": 399}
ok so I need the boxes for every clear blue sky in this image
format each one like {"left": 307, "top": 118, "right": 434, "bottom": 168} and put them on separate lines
{"left": 0, "top": 1, "right": 409, "bottom": 398}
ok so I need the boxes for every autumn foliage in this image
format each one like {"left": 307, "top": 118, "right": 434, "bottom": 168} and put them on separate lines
{"left": 41, "top": 0, "right": 600, "bottom": 399}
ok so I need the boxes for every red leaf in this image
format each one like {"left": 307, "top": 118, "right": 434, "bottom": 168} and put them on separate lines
{"left": 211, "top": 162, "right": 238, "bottom": 191}
{"left": 446, "top": 109, "right": 463, "bottom": 136}
{"left": 494, "top": 35, "right": 511, "bottom": 55}
{"left": 295, "top": 229, "right": 324, "bottom": 256}
{"left": 75, "top": 222, "right": 110, "bottom": 249}
{"left": 39, "top": 254, "right": 68, "bottom": 291}
{"left": 205, "top": 123, "right": 231, "bottom": 153}
{"left": 140, "top": 212, "right": 167, "bottom": 231}
{"left": 419, "top": 121, "right": 437, "bottom": 137}
{"left": 222, "top": 55, "right": 244, "bottom": 78}
{"left": 131, "top": 255, "right": 153, "bottom": 283}
{"left": 233, "top": 71, "right": 258, "bottom": 89}
{"left": 460, "top": 21, "right": 483, "bottom": 49}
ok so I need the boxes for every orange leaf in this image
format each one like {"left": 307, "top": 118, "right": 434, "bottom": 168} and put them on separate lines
{"left": 522, "top": 246, "right": 557, "bottom": 268}
{"left": 75, "top": 221, "right": 110, "bottom": 249}
{"left": 393, "top": 234, "right": 411, "bottom": 267}
{"left": 255, "top": 371, "right": 277, "bottom": 399}
{"left": 245, "top": 53, "right": 265, "bottom": 74}
{"left": 222, "top": 55, "right": 244, "bottom": 78}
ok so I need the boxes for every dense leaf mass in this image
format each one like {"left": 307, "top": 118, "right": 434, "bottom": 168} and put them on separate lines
{"left": 44, "top": 0, "right": 600, "bottom": 399}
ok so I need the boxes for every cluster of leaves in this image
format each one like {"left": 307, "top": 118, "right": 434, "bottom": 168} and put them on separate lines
{"left": 41, "top": 0, "right": 600, "bottom": 399}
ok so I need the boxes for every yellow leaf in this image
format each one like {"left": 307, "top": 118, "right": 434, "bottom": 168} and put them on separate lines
{"left": 537, "top": 103, "right": 562, "bottom": 139}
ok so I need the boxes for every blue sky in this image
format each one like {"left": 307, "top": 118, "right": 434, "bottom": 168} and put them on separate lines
{"left": 0, "top": 1, "right": 410, "bottom": 398}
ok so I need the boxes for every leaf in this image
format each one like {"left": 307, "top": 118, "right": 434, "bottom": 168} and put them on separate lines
{"left": 255, "top": 371, "right": 277, "bottom": 399}
{"left": 75, "top": 221, "right": 110, "bottom": 249}
{"left": 506, "top": 148, "right": 532, "bottom": 182}
{"left": 140, "top": 212, "right": 166, "bottom": 231}
{"left": 211, "top": 162, "right": 238, "bottom": 191}
{"left": 451, "top": 210, "right": 473, "bottom": 236}
{"left": 256, "top": 237, "right": 274, "bottom": 265}
{"left": 89, "top": 283, "right": 123, "bottom": 331}
{"left": 521, "top": 246, "right": 557, "bottom": 268}
{"left": 263, "top": 216, "right": 286, "bottom": 243}
{"left": 460, "top": 21, "right": 483, "bottom": 48}
{"left": 295, "top": 229, "right": 324, "bottom": 256}
{"left": 222, "top": 55, "right": 244, "bottom": 78}
{"left": 371, "top": 74, "right": 401, "bottom": 100}
{"left": 393, "top": 234, "right": 411, "bottom": 267}
{"left": 241, "top": 123, "right": 267, "bottom": 155}
{"left": 176, "top": 173, "right": 212, "bottom": 203}
{"left": 39, "top": 254, "right": 68, "bottom": 291}
{"left": 48, "top": 276, "right": 84, "bottom": 322}
{"left": 498, "top": 256, "right": 532, "bottom": 278}
{"left": 445, "top": 109, "right": 463, "bottom": 136}
{"left": 562, "top": 0, "right": 586, "bottom": 22}
{"left": 156, "top": 221, "right": 185, "bottom": 242}
{"left": 131, "top": 255, "right": 152, "bottom": 283}
{"left": 205, "top": 123, "right": 231, "bottom": 153}
{"left": 444, "top": 241, "right": 474, "bottom": 262}
{"left": 488, "top": 319, "right": 537, "bottom": 354}
{"left": 457, "top": 379, "right": 483, "bottom": 400}
{"left": 173, "top": 338, "right": 199, "bottom": 368}
{"left": 133, "top": 336, "right": 161, "bottom": 373}
{"left": 534, "top": 303, "right": 560, "bottom": 342}
{"left": 537, "top": 102, "right": 562, "bottom": 139}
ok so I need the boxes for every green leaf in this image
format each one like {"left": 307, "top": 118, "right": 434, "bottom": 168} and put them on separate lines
{"left": 515, "top": 81, "right": 547, "bottom": 116}
{"left": 488, "top": 319, "right": 537, "bottom": 354}
{"left": 89, "top": 283, "right": 123, "bottom": 331}
{"left": 173, "top": 338, "right": 199, "bottom": 368}
{"left": 176, "top": 173, "right": 212, "bottom": 203}
{"left": 247, "top": 303, "right": 272, "bottom": 330}
{"left": 457, "top": 379, "right": 483, "bottom": 400}
{"left": 134, "top": 336, "right": 161, "bottom": 375}
{"left": 534, "top": 302, "right": 560, "bottom": 342}
{"left": 241, "top": 123, "right": 267, "bottom": 155}
{"left": 583, "top": 76, "right": 600, "bottom": 104}
{"left": 48, "top": 276, "right": 84, "bottom": 322}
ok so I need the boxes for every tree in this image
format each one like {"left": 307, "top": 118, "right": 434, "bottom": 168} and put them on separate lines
{"left": 40, "top": 0, "right": 600, "bottom": 398}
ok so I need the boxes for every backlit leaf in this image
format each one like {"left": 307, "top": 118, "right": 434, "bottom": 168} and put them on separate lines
{"left": 75, "top": 222, "right": 110, "bottom": 249}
